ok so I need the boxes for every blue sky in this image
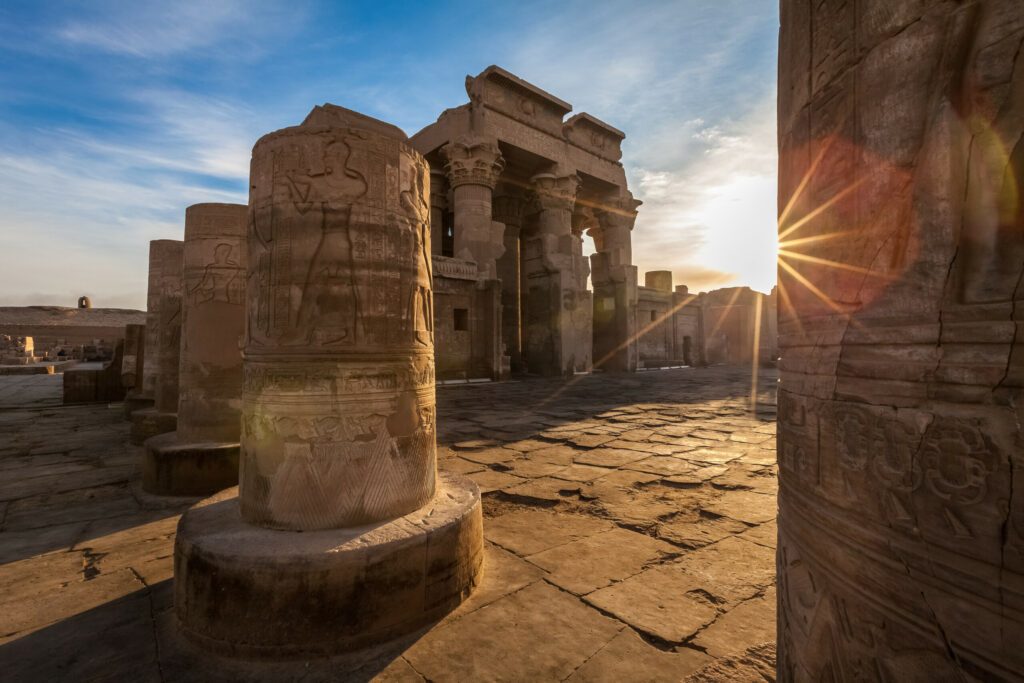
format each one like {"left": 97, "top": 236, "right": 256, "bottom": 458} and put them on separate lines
{"left": 0, "top": 1, "right": 779, "bottom": 309}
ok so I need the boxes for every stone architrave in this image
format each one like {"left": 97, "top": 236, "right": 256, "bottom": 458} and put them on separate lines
{"left": 777, "top": 1, "right": 1023, "bottom": 679}
{"left": 174, "top": 105, "right": 483, "bottom": 657}
{"left": 441, "top": 137, "right": 506, "bottom": 279}
{"left": 130, "top": 240, "right": 183, "bottom": 445}
{"left": 142, "top": 204, "right": 247, "bottom": 496}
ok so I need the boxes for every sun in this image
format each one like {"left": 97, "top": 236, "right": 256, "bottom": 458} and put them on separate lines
{"left": 692, "top": 172, "right": 778, "bottom": 294}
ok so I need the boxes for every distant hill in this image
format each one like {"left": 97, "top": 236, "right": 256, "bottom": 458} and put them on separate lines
{"left": 0, "top": 306, "right": 145, "bottom": 329}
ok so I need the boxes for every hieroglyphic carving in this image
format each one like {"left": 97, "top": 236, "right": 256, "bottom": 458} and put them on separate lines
{"left": 177, "top": 203, "right": 247, "bottom": 443}
{"left": 248, "top": 125, "right": 433, "bottom": 352}
{"left": 241, "top": 356, "right": 436, "bottom": 529}
{"left": 778, "top": 3, "right": 1024, "bottom": 676}
{"left": 190, "top": 243, "right": 242, "bottom": 306}
{"left": 400, "top": 150, "right": 433, "bottom": 347}
{"left": 242, "top": 111, "right": 437, "bottom": 531}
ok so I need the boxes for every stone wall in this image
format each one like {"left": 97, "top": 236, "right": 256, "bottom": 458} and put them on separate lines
{"left": 699, "top": 287, "right": 775, "bottom": 366}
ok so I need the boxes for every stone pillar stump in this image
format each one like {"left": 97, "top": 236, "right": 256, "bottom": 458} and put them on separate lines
{"left": 121, "top": 323, "right": 150, "bottom": 417}
{"left": 174, "top": 106, "right": 483, "bottom": 657}
{"left": 130, "top": 240, "right": 183, "bottom": 444}
{"left": 143, "top": 204, "right": 247, "bottom": 496}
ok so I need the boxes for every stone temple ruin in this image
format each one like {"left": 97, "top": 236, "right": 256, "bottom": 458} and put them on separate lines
{"left": 413, "top": 66, "right": 776, "bottom": 379}
{"left": 3, "top": 4, "right": 1022, "bottom": 677}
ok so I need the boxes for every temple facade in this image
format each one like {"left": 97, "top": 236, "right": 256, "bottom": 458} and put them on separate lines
{"left": 413, "top": 66, "right": 775, "bottom": 379}
{"left": 412, "top": 66, "right": 641, "bottom": 380}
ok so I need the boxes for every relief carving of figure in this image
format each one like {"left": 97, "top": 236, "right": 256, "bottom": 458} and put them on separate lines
{"left": 191, "top": 242, "right": 240, "bottom": 305}
{"left": 399, "top": 152, "right": 433, "bottom": 346}
{"left": 291, "top": 137, "right": 368, "bottom": 345}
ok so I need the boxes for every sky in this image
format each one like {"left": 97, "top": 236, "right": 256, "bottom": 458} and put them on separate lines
{"left": 0, "top": 0, "right": 779, "bottom": 310}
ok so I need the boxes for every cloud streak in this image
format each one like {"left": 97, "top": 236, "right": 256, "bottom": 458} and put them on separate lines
{"left": 0, "top": 1, "right": 779, "bottom": 308}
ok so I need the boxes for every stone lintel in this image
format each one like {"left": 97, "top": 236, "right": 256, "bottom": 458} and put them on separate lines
{"left": 474, "top": 65, "right": 572, "bottom": 116}
{"left": 563, "top": 113, "right": 625, "bottom": 162}
{"left": 433, "top": 256, "right": 480, "bottom": 281}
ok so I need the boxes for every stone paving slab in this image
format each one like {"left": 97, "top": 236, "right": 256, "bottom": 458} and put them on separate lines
{"left": 0, "top": 366, "right": 778, "bottom": 681}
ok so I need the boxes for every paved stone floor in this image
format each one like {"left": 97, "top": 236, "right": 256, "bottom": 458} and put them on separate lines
{"left": 0, "top": 366, "right": 778, "bottom": 682}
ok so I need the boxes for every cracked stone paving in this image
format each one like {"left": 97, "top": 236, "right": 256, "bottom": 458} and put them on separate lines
{"left": 0, "top": 366, "right": 778, "bottom": 682}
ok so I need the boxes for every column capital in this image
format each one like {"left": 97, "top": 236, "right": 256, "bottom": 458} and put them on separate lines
{"left": 531, "top": 172, "right": 580, "bottom": 213}
{"left": 441, "top": 137, "right": 505, "bottom": 190}
{"left": 572, "top": 205, "right": 600, "bottom": 236}
{"left": 596, "top": 190, "right": 642, "bottom": 231}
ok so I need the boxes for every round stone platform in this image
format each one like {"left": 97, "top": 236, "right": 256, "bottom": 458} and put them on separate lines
{"left": 130, "top": 407, "right": 176, "bottom": 445}
{"left": 174, "top": 471, "right": 484, "bottom": 658}
{"left": 142, "top": 432, "right": 239, "bottom": 496}
{"left": 122, "top": 391, "right": 153, "bottom": 419}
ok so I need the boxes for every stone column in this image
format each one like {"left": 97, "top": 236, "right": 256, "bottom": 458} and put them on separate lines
{"left": 142, "top": 204, "right": 247, "bottom": 496}
{"left": 429, "top": 167, "right": 448, "bottom": 256}
{"left": 522, "top": 171, "right": 590, "bottom": 376}
{"left": 140, "top": 242, "right": 164, "bottom": 399}
{"left": 153, "top": 244, "right": 183, "bottom": 414}
{"left": 441, "top": 137, "right": 505, "bottom": 278}
{"left": 590, "top": 192, "right": 640, "bottom": 372}
{"left": 777, "top": 1, "right": 1023, "bottom": 679}
{"left": 174, "top": 107, "right": 483, "bottom": 657}
{"left": 130, "top": 239, "right": 183, "bottom": 444}
{"left": 121, "top": 323, "right": 149, "bottom": 416}
{"left": 493, "top": 195, "right": 526, "bottom": 374}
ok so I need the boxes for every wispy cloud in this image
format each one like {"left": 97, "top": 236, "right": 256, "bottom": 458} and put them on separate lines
{"left": 631, "top": 95, "right": 778, "bottom": 294}
{"left": 0, "top": 1, "right": 778, "bottom": 307}
{"left": 0, "top": 116, "right": 248, "bottom": 308}
{"left": 56, "top": 0, "right": 301, "bottom": 59}
{"left": 504, "top": 0, "right": 778, "bottom": 293}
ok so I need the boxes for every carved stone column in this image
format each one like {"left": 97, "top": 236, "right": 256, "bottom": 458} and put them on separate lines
{"left": 590, "top": 192, "right": 640, "bottom": 373}
{"left": 174, "top": 106, "right": 483, "bottom": 657}
{"left": 522, "top": 171, "right": 590, "bottom": 375}
{"left": 130, "top": 239, "right": 183, "bottom": 444}
{"left": 441, "top": 137, "right": 505, "bottom": 278}
{"left": 493, "top": 194, "right": 526, "bottom": 373}
{"left": 142, "top": 204, "right": 247, "bottom": 496}
{"left": 777, "top": 1, "right": 1024, "bottom": 679}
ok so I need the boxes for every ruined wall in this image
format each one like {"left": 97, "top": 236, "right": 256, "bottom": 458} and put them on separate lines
{"left": 697, "top": 287, "right": 776, "bottom": 367}
{"left": 672, "top": 307, "right": 702, "bottom": 366}
{"left": 777, "top": 1, "right": 1023, "bottom": 679}
{"left": 637, "top": 288, "right": 673, "bottom": 364}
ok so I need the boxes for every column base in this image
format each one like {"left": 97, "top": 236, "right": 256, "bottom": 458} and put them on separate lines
{"left": 123, "top": 392, "right": 154, "bottom": 419}
{"left": 142, "top": 432, "right": 239, "bottom": 496}
{"left": 130, "top": 407, "right": 177, "bottom": 446}
{"left": 174, "top": 471, "right": 484, "bottom": 658}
